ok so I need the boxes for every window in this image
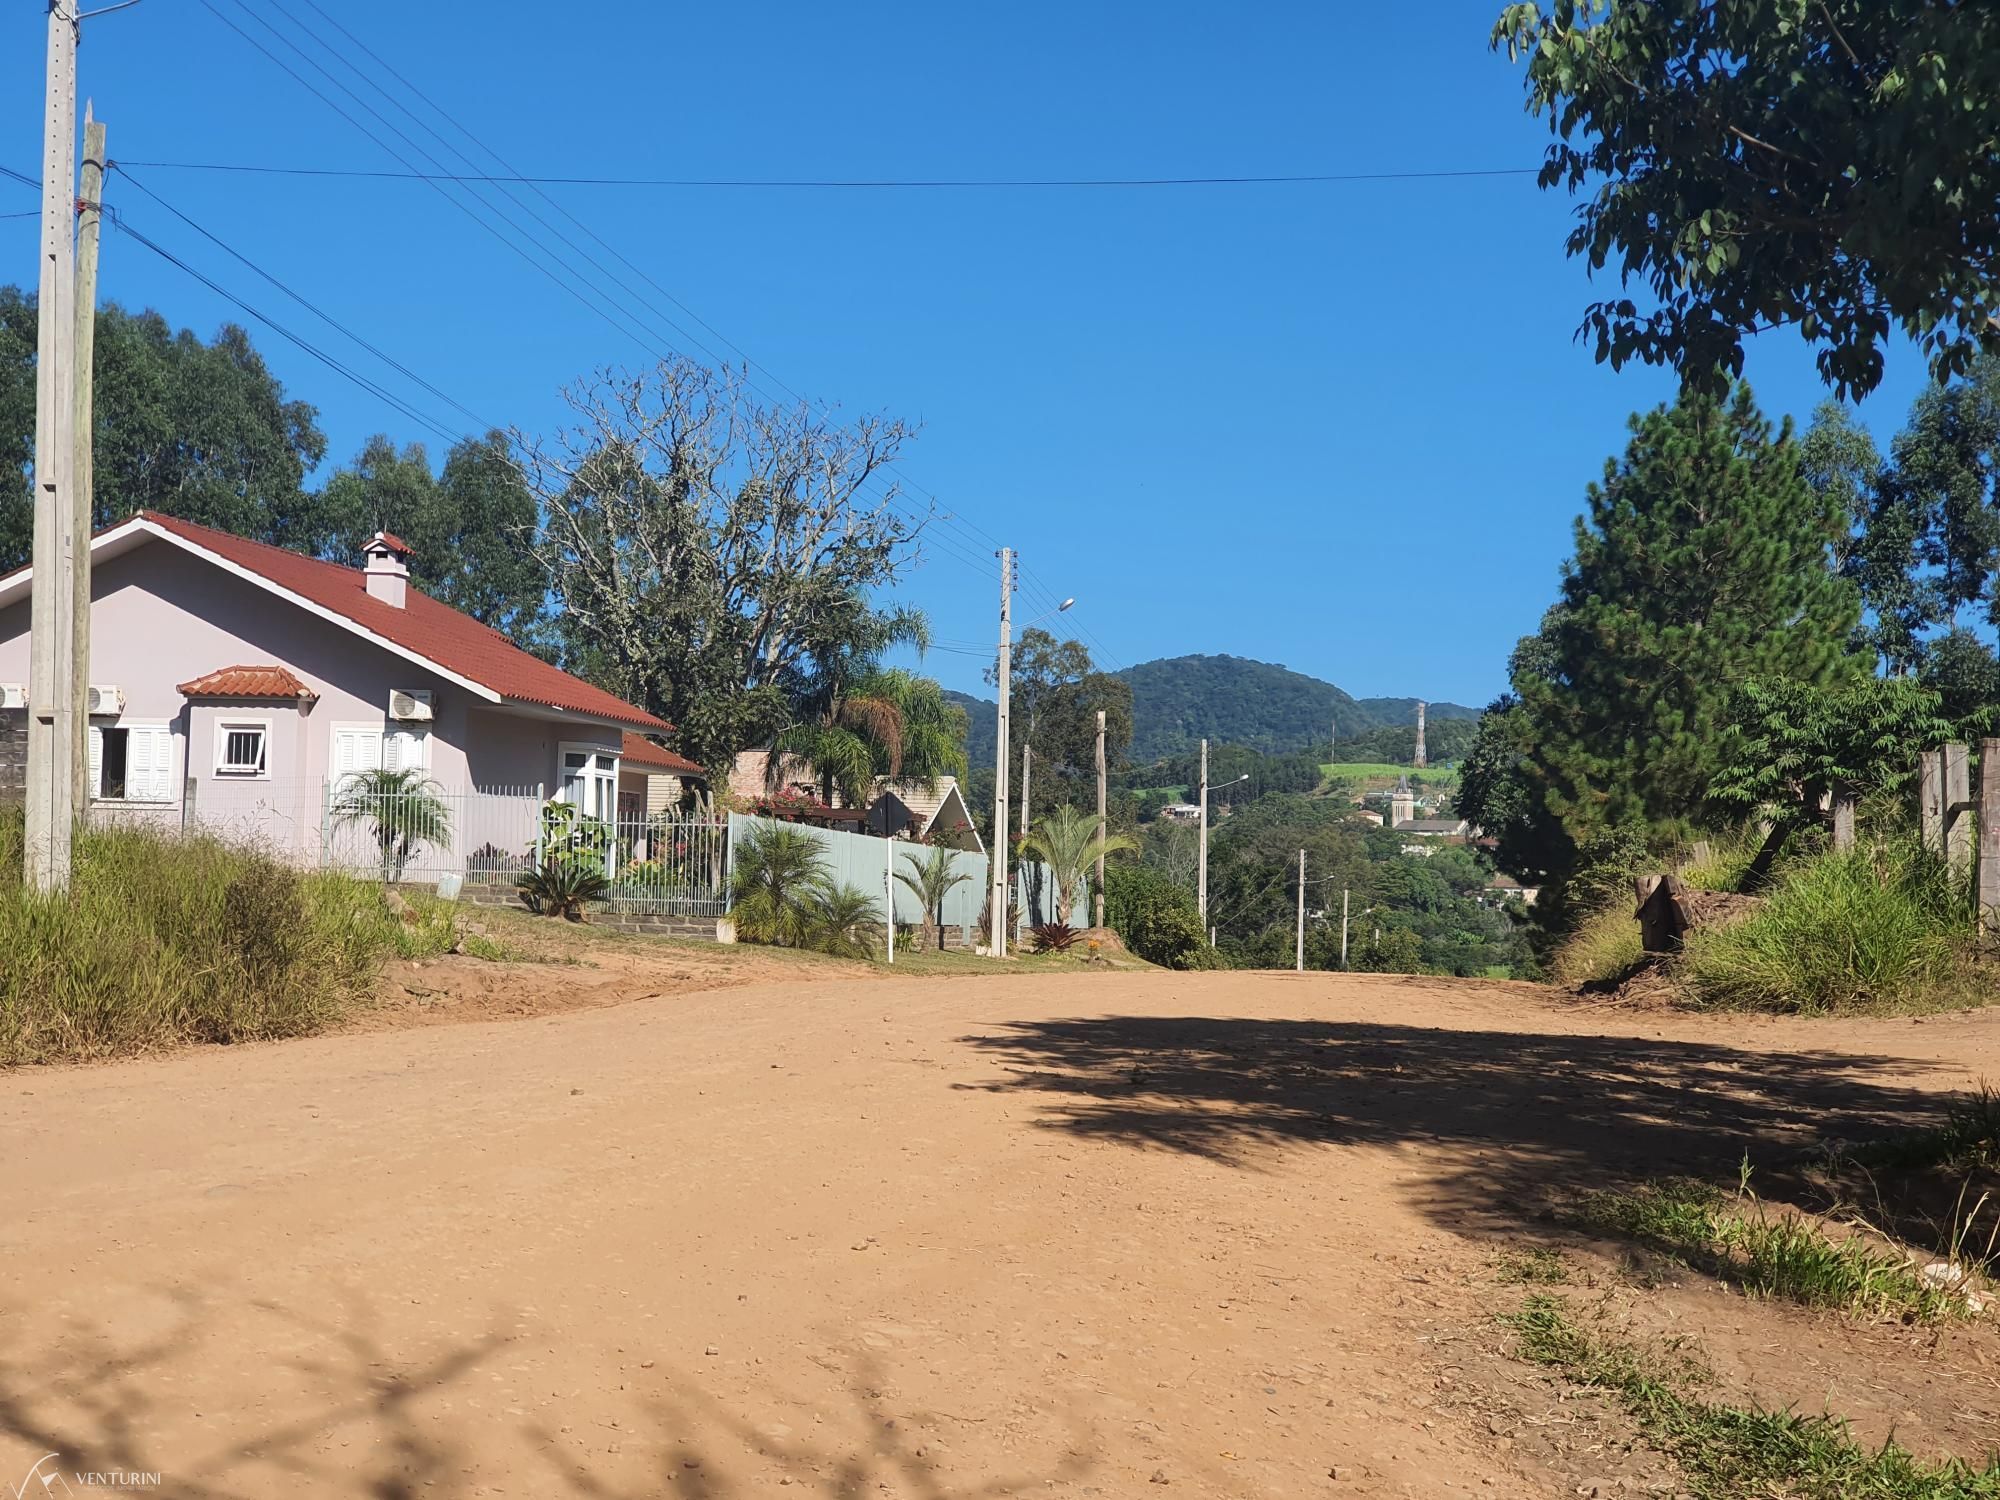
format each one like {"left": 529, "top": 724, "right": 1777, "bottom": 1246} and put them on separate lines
{"left": 215, "top": 720, "right": 270, "bottom": 777}
{"left": 559, "top": 746, "right": 618, "bottom": 820}
{"left": 89, "top": 724, "right": 175, "bottom": 803}
{"left": 332, "top": 723, "right": 428, "bottom": 790}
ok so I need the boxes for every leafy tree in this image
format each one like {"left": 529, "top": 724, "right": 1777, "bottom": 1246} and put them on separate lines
{"left": 1710, "top": 677, "right": 1954, "bottom": 830}
{"left": 982, "top": 629, "right": 1133, "bottom": 813}
{"left": 1494, "top": 1, "right": 2000, "bottom": 400}
{"left": 2, "top": 291, "right": 327, "bottom": 569}
{"left": 1103, "top": 861, "right": 1217, "bottom": 969}
{"left": 1019, "top": 807, "right": 1135, "bottom": 927}
{"left": 521, "top": 356, "right": 926, "bottom": 768}
{"left": 320, "top": 431, "right": 547, "bottom": 640}
{"left": 1846, "top": 355, "right": 2000, "bottom": 675}
{"left": 1512, "top": 385, "right": 1862, "bottom": 854}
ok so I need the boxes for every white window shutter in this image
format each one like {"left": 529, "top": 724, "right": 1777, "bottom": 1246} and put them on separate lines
{"left": 334, "top": 727, "right": 384, "bottom": 783}
{"left": 88, "top": 726, "right": 102, "bottom": 800}
{"left": 130, "top": 726, "right": 174, "bottom": 803}
{"left": 386, "top": 727, "right": 429, "bottom": 772}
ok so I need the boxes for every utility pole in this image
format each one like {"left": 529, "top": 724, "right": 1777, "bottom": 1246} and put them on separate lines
{"left": 26, "top": 1, "right": 80, "bottom": 893}
{"left": 987, "top": 548, "right": 1012, "bottom": 957}
{"left": 1093, "top": 708, "right": 1106, "bottom": 929}
{"left": 1340, "top": 889, "right": 1350, "bottom": 969}
{"left": 1197, "top": 737, "right": 1209, "bottom": 920}
{"left": 884, "top": 844, "right": 894, "bottom": 966}
{"left": 71, "top": 104, "right": 105, "bottom": 812}
{"left": 1295, "top": 849, "right": 1305, "bottom": 972}
{"left": 1018, "top": 741, "right": 1031, "bottom": 941}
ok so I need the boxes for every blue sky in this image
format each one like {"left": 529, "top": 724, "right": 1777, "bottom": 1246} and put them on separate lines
{"left": 2, "top": 1, "right": 1928, "bottom": 708}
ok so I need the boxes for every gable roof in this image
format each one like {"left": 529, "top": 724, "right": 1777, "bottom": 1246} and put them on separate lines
{"left": 0, "top": 512, "right": 668, "bottom": 732}
{"left": 620, "top": 731, "right": 703, "bottom": 776}
{"left": 178, "top": 664, "right": 318, "bottom": 702}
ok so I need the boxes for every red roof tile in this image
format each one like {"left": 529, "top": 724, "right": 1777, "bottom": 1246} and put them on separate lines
{"left": 178, "top": 664, "right": 318, "bottom": 701}
{"left": 136, "top": 512, "right": 669, "bottom": 732}
{"left": 620, "top": 731, "right": 704, "bottom": 775}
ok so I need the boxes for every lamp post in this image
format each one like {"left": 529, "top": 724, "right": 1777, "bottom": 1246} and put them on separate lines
{"left": 989, "top": 572, "right": 1072, "bottom": 957}
{"left": 1194, "top": 738, "right": 1248, "bottom": 922}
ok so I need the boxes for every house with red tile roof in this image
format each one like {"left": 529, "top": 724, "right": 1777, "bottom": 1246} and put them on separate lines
{"left": 0, "top": 511, "right": 670, "bottom": 869}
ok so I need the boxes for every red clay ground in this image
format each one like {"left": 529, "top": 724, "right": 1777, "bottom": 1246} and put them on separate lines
{"left": 0, "top": 963, "right": 1994, "bottom": 1498}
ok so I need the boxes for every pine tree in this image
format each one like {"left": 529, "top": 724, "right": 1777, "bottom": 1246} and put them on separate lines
{"left": 1515, "top": 385, "right": 1863, "bottom": 851}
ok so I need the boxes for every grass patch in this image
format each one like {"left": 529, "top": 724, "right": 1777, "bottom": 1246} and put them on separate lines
{"left": 1, "top": 810, "right": 407, "bottom": 1064}
{"left": 1577, "top": 1176, "right": 1970, "bottom": 1322}
{"left": 1506, "top": 1293, "right": 2000, "bottom": 1500}
{"left": 1682, "top": 842, "right": 1975, "bottom": 1015}
{"left": 1548, "top": 902, "right": 1647, "bottom": 989}
{"left": 1848, "top": 1086, "right": 2000, "bottom": 1176}
{"left": 1493, "top": 1246, "right": 1572, "bottom": 1285}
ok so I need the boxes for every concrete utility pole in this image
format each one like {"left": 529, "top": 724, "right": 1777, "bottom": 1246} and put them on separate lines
{"left": 1197, "top": 738, "right": 1209, "bottom": 921}
{"left": 26, "top": 1, "right": 80, "bottom": 893}
{"left": 1980, "top": 739, "right": 2000, "bottom": 945}
{"left": 987, "top": 548, "right": 1013, "bottom": 957}
{"left": 884, "top": 844, "right": 894, "bottom": 966}
{"left": 1944, "top": 742, "right": 1973, "bottom": 887}
{"left": 1340, "top": 889, "right": 1350, "bottom": 969}
{"left": 71, "top": 104, "right": 105, "bottom": 812}
{"left": 1414, "top": 701, "right": 1427, "bottom": 770}
{"left": 1295, "top": 849, "right": 1305, "bottom": 972}
{"left": 1018, "top": 741, "right": 1031, "bottom": 940}
{"left": 1093, "top": 708, "right": 1106, "bottom": 930}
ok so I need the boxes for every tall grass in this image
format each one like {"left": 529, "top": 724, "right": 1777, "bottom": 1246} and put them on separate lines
{"left": 1, "top": 807, "right": 409, "bottom": 1064}
{"left": 1683, "top": 840, "right": 1973, "bottom": 1014}
{"left": 1548, "top": 902, "right": 1647, "bottom": 987}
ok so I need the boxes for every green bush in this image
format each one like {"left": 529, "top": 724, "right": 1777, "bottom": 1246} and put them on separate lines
{"left": 1104, "top": 862, "right": 1219, "bottom": 970}
{"left": 0, "top": 807, "right": 401, "bottom": 1064}
{"left": 1683, "top": 841, "right": 1972, "bottom": 1014}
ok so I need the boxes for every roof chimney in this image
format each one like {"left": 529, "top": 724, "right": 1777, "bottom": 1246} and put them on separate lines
{"left": 363, "top": 531, "right": 410, "bottom": 609}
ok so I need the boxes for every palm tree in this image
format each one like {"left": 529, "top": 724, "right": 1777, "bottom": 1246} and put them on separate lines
{"left": 896, "top": 844, "right": 976, "bottom": 950}
{"left": 1019, "top": 806, "right": 1136, "bottom": 927}
{"left": 329, "top": 767, "right": 453, "bottom": 883}
{"left": 772, "top": 666, "right": 968, "bottom": 808}
{"left": 806, "top": 883, "right": 882, "bottom": 961}
{"left": 728, "top": 822, "right": 833, "bottom": 947}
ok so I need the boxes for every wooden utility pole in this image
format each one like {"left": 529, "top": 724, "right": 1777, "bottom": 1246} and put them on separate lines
{"left": 26, "top": 2, "right": 79, "bottom": 893}
{"left": 1197, "top": 737, "right": 1209, "bottom": 921}
{"left": 987, "top": 548, "right": 1012, "bottom": 957}
{"left": 71, "top": 105, "right": 105, "bottom": 812}
{"left": 1295, "top": 849, "right": 1305, "bottom": 972}
{"left": 1920, "top": 748, "right": 1945, "bottom": 854}
{"left": 1944, "top": 742, "right": 1973, "bottom": 887}
{"left": 1093, "top": 709, "right": 1106, "bottom": 929}
{"left": 1980, "top": 739, "right": 2000, "bottom": 944}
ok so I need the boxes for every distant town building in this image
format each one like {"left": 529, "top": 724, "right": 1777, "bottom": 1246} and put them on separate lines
{"left": 1159, "top": 802, "right": 1202, "bottom": 825}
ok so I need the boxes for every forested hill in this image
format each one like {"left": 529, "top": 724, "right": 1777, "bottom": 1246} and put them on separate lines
{"left": 946, "top": 656, "right": 1477, "bottom": 769}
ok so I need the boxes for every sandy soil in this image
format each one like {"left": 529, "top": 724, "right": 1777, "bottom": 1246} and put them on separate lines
{"left": 0, "top": 965, "right": 1995, "bottom": 1498}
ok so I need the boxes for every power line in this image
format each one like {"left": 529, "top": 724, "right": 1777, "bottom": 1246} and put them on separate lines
{"left": 113, "top": 165, "right": 496, "bottom": 433}
{"left": 112, "top": 161, "right": 1542, "bottom": 191}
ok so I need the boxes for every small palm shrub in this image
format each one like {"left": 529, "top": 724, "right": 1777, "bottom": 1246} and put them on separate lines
{"left": 808, "top": 883, "right": 881, "bottom": 960}
{"left": 729, "top": 822, "right": 834, "bottom": 948}
{"left": 518, "top": 859, "right": 609, "bottom": 921}
{"left": 329, "top": 767, "right": 453, "bottom": 882}
{"left": 895, "top": 844, "right": 975, "bottom": 950}
{"left": 1019, "top": 807, "right": 1135, "bottom": 925}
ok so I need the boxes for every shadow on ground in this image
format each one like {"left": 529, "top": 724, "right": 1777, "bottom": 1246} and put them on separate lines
{"left": 955, "top": 1005, "right": 1964, "bottom": 1237}
{"left": 0, "top": 1287, "right": 1088, "bottom": 1500}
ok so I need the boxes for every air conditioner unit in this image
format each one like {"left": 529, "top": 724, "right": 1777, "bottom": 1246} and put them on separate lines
{"left": 86, "top": 684, "right": 124, "bottom": 715}
{"left": 0, "top": 684, "right": 25, "bottom": 710}
{"left": 388, "top": 688, "right": 434, "bottom": 722}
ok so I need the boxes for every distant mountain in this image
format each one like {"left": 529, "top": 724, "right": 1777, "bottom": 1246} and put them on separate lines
{"left": 944, "top": 657, "right": 1476, "bottom": 770}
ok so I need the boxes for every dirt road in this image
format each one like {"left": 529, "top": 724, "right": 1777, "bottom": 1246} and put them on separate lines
{"left": 1, "top": 967, "right": 1993, "bottom": 1498}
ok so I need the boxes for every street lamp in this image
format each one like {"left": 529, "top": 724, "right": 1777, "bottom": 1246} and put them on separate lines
{"left": 990, "top": 562, "right": 1074, "bottom": 958}
{"left": 1195, "top": 740, "right": 1249, "bottom": 922}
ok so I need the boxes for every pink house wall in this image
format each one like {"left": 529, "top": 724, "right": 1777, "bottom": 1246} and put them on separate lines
{"left": 0, "top": 535, "right": 617, "bottom": 854}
